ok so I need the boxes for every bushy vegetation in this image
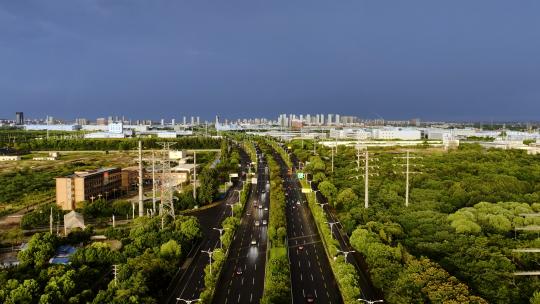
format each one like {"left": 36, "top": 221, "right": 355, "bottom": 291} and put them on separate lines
{"left": 11, "top": 137, "right": 222, "bottom": 151}
{"left": 291, "top": 140, "right": 540, "bottom": 303}
{"left": 260, "top": 141, "right": 291, "bottom": 304}
{"left": 0, "top": 214, "right": 202, "bottom": 304}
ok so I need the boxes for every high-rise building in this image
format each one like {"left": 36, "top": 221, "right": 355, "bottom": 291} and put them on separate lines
{"left": 15, "top": 112, "right": 24, "bottom": 125}
{"left": 327, "top": 114, "right": 333, "bottom": 125}
{"left": 335, "top": 114, "right": 341, "bottom": 125}
{"left": 75, "top": 118, "right": 88, "bottom": 125}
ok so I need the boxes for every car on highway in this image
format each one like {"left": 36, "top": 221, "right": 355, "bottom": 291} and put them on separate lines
{"left": 255, "top": 220, "right": 260, "bottom": 226}
{"left": 251, "top": 239, "right": 257, "bottom": 246}
{"left": 236, "top": 267, "right": 243, "bottom": 275}
{"left": 298, "top": 245, "right": 304, "bottom": 251}
{"left": 264, "top": 207, "right": 268, "bottom": 211}
{"left": 262, "top": 220, "right": 267, "bottom": 225}
{"left": 296, "top": 201, "right": 301, "bottom": 205}
{"left": 305, "top": 294, "right": 315, "bottom": 303}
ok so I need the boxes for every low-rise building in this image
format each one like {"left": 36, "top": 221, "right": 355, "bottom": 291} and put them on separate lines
{"left": 56, "top": 168, "right": 122, "bottom": 210}
{"left": 372, "top": 128, "right": 422, "bottom": 140}
{"left": 0, "top": 155, "right": 21, "bottom": 161}
{"left": 24, "top": 124, "right": 81, "bottom": 131}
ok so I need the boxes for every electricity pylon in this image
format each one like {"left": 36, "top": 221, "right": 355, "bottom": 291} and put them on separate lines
{"left": 158, "top": 142, "right": 176, "bottom": 219}
{"left": 394, "top": 150, "right": 422, "bottom": 207}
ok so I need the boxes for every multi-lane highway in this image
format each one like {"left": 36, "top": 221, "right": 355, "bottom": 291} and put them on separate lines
{"left": 273, "top": 150, "right": 343, "bottom": 304}
{"left": 290, "top": 153, "right": 381, "bottom": 302}
{"left": 162, "top": 148, "right": 250, "bottom": 304}
{"left": 212, "top": 147, "right": 269, "bottom": 304}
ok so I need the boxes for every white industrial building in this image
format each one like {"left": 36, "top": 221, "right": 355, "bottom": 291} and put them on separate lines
{"left": 84, "top": 122, "right": 132, "bottom": 138}
{"left": 24, "top": 124, "right": 81, "bottom": 131}
{"left": 329, "top": 128, "right": 370, "bottom": 140}
{"left": 0, "top": 156, "right": 21, "bottom": 161}
{"left": 371, "top": 128, "right": 421, "bottom": 140}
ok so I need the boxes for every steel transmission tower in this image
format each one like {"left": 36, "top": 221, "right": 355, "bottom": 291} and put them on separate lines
{"left": 158, "top": 142, "right": 176, "bottom": 219}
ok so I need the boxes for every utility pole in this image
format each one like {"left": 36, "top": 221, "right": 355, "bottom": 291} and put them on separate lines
{"left": 331, "top": 144, "right": 334, "bottom": 173}
{"left": 357, "top": 149, "right": 378, "bottom": 209}
{"left": 113, "top": 265, "right": 118, "bottom": 286}
{"left": 394, "top": 150, "right": 423, "bottom": 207}
{"left": 49, "top": 207, "right": 53, "bottom": 234}
{"left": 301, "top": 128, "right": 304, "bottom": 149}
{"left": 193, "top": 151, "right": 197, "bottom": 201}
{"left": 151, "top": 150, "right": 156, "bottom": 213}
{"left": 138, "top": 141, "right": 144, "bottom": 217}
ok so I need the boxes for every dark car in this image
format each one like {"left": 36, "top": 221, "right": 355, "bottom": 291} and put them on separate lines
{"left": 236, "top": 267, "right": 243, "bottom": 275}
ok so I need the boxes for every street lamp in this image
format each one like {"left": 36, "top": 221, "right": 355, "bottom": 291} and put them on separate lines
{"left": 213, "top": 227, "right": 230, "bottom": 249}
{"left": 336, "top": 250, "right": 355, "bottom": 263}
{"left": 176, "top": 299, "right": 200, "bottom": 304}
{"left": 201, "top": 249, "right": 214, "bottom": 274}
{"left": 325, "top": 221, "right": 339, "bottom": 239}
{"left": 312, "top": 189, "right": 319, "bottom": 201}
{"left": 227, "top": 203, "right": 238, "bottom": 217}
{"left": 234, "top": 189, "right": 242, "bottom": 204}
{"left": 357, "top": 299, "right": 383, "bottom": 304}
{"left": 317, "top": 202, "right": 328, "bottom": 209}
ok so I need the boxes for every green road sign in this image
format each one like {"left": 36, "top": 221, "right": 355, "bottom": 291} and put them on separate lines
{"left": 297, "top": 172, "right": 305, "bottom": 179}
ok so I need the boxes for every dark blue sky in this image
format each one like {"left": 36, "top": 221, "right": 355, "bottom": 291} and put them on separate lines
{"left": 1, "top": 1, "right": 539, "bottom": 121}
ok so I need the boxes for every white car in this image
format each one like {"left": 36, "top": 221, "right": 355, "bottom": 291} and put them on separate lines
{"left": 259, "top": 205, "right": 263, "bottom": 209}
{"left": 262, "top": 220, "right": 267, "bottom": 225}
{"left": 251, "top": 239, "right": 257, "bottom": 246}
{"left": 264, "top": 207, "right": 268, "bottom": 211}
{"left": 255, "top": 221, "right": 260, "bottom": 226}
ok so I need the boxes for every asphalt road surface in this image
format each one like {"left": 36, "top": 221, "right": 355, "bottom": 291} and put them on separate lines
{"left": 212, "top": 146, "right": 269, "bottom": 304}
{"left": 290, "top": 154, "right": 381, "bottom": 302}
{"left": 273, "top": 150, "right": 343, "bottom": 304}
{"left": 162, "top": 147, "right": 250, "bottom": 304}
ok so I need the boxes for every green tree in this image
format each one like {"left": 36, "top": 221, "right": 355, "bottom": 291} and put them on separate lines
{"left": 318, "top": 181, "right": 337, "bottom": 203}
{"left": 160, "top": 240, "right": 181, "bottom": 260}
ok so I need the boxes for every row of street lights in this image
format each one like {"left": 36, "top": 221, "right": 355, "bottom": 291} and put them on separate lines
{"left": 177, "top": 173, "right": 248, "bottom": 303}
{"left": 302, "top": 146, "right": 384, "bottom": 303}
